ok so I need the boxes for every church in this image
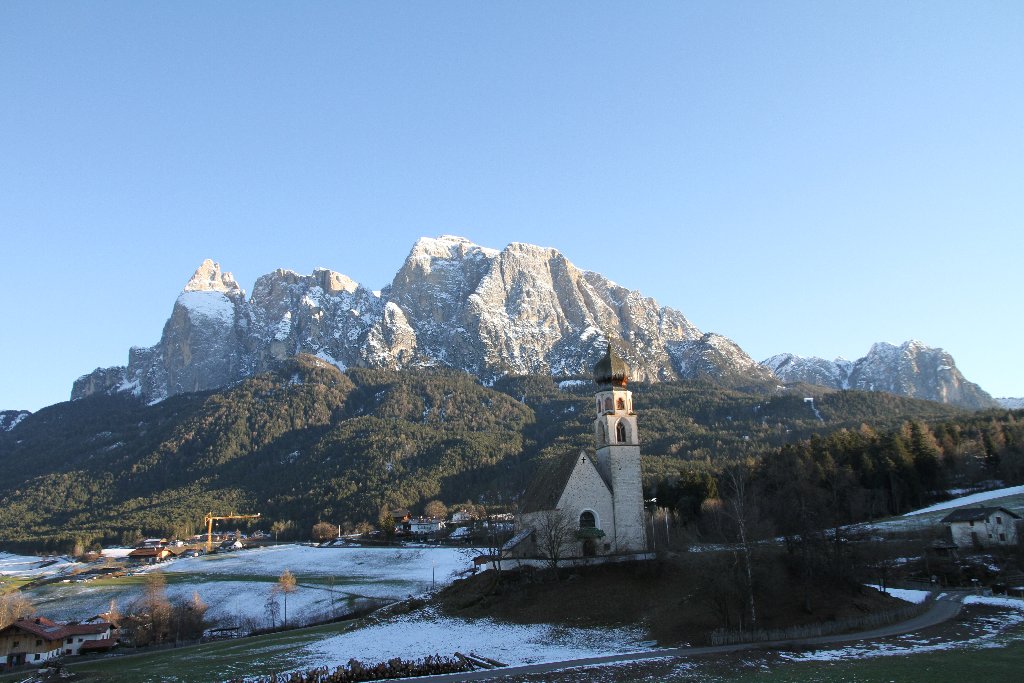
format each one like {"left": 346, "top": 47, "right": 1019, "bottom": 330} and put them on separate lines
{"left": 504, "top": 343, "right": 649, "bottom": 561}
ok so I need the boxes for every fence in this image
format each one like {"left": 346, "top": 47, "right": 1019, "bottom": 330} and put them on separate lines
{"left": 708, "top": 600, "right": 929, "bottom": 647}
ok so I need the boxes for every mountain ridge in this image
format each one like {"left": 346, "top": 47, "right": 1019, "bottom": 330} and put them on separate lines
{"left": 69, "top": 236, "right": 996, "bottom": 410}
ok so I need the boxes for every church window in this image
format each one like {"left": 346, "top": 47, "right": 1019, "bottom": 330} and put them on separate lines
{"left": 596, "top": 399, "right": 601, "bottom": 412}
{"left": 616, "top": 397, "right": 625, "bottom": 410}
{"left": 598, "top": 422, "right": 606, "bottom": 445}
{"left": 616, "top": 421, "right": 627, "bottom": 443}
{"left": 604, "top": 397, "right": 613, "bottom": 412}
{"left": 579, "top": 510, "right": 596, "bottom": 528}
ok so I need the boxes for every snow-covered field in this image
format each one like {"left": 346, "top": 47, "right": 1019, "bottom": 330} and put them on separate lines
{"left": 10, "top": 545, "right": 475, "bottom": 627}
{"left": 299, "top": 606, "right": 650, "bottom": 670}
{"left": 0, "top": 552, "right": 78, "bottom": 577}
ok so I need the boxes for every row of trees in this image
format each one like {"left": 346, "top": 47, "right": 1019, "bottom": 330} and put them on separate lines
{"left": 118, "top": 573, "right": 209, "bottom": 647}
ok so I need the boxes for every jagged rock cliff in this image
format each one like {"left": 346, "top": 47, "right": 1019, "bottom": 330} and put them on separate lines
{"left": 72, "top": 236, "right": 710, "bottom": 402}
{"left": 762, "top": 341, "right": 998, "bottom": 409}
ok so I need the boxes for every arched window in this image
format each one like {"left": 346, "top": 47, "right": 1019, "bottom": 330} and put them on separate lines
{"left": 596, "top": 398, "right": 601, "bottom": 413}
{"left": 598, "top": 422, "right": 606, "bottom": 445}
{"left": 616, "top": 397, "right": 625, "bottom": 410}
{"left": 616, "top": 421, "right": 627, "bottom": 443}
{"left": 579, "top": 510, "right": 596, "bottom": 529}
{"left": 603, "top": 397, "right": 613, "bottom": 412}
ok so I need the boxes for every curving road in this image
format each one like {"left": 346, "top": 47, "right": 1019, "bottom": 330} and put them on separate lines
{"left": 412, "top": 591, "right": 967, "bottom": 682}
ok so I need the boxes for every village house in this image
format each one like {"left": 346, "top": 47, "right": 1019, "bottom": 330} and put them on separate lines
{"left": 0, "top": 617, "right": 115, "bottom": 669}
{"left": 405, "top": 517, "right": 446, "bottom": 535}
{"left": 504, "top": 343, "right": 649, "bottom": 564}
{"left": 126, "top": 546, "right": 173, "bottom": 564}
{"left": 941, "top": 506, "right": 1020, "bottom": 549}
{"left": 450, "top": 509, "right": 475, "bottom": 524}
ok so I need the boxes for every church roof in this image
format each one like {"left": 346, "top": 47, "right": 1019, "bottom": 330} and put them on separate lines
{"left": 519, "top": 450, "right": 610, "bottom": 514}
{"left": 593, "top": 343, "right": 630, "bottom": 388}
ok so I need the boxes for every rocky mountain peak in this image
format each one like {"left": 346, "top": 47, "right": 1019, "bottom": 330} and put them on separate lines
{"left": 182, "top": 259, "right": 243, "bottom": 297}
{"left": 761, "top": 341, "right": 997, "bottom": 409}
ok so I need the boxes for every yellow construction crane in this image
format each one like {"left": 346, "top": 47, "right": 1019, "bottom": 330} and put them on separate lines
{"left": 204, "top": 512, "right": 261, "bottom": 553}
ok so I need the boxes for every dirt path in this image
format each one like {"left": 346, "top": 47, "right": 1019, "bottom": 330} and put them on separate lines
{"left": 411, "top": 592, "right": 967, "bottom": 682}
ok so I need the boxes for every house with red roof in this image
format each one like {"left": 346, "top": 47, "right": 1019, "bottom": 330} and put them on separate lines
{"left": 0, "top": 617, "right": 115, "bottom": 669}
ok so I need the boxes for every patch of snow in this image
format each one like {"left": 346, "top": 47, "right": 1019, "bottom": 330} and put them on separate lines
{"left": 177, "top": 291, "right": 236, "bottom": 325}
{"left": 558, "top": 379, "right": 589, "bottom": 390}
{"left": 864, "top": 584, "right": 930, "bottom": 604}
{"left": 964, "top": 595, "right": 1024, "bottom": 609}
{"left": 304, "top": 606, "right": 649, "bottom": 670}
{"left": 0, "top": 552, "right": 78, "bottom": 577}
{"left": 903, "top": 485, "right": 1024, "bottom": 517}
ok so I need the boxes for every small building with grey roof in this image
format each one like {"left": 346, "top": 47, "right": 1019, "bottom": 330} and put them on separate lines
{"left": 940, "top": 506, "right": 1020, "bottom": 549}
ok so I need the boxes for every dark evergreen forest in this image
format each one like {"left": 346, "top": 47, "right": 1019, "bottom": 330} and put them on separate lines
{"left": 1, "top": 354, "right": 1020, "bottom": 551}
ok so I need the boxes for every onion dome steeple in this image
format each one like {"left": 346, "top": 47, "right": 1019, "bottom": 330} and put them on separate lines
{"left": 593, "top": 342, "right": 630, "bottom": 388}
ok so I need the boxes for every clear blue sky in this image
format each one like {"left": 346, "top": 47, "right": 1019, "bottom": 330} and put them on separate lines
{"left": 2, "top": 1, "right": 1022, "bottom": 412}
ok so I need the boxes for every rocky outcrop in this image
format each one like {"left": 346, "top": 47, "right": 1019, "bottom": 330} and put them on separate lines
{"left": 0, "top": 410, "right": 29, "bottom": 432}
{"left": 668, "top": 333, "right": 776, "bottom": 387}
{"left": 761, "top": 341, "right": 998, "bottom": 410}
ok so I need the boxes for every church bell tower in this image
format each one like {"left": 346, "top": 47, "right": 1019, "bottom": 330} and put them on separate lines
{"left": 593, "top": 343, "right": 648, "bottom": 553}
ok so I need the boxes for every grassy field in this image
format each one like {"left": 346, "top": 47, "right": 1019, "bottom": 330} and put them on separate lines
{"left": 52, "top": 619, "right": 1024, "bottom": 683}
{"left": 33, "top": 616, "right": 373, "bottom": 683}
{"left": 718, "top": 638, "right": 1024, "bottom": 683}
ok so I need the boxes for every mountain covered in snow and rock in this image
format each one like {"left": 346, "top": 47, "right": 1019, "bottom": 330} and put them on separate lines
{"left": 762, "top": 341, "right": 997, "bottom": 410}
{"left": 73, "top": 236, "right": 761, "bottom": 404}
{"left": 70, "top": 235, "right": 998, "bottom": 410}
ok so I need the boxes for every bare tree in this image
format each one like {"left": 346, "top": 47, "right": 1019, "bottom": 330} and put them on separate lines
{"left": 720, "top": 463, "right": 760, "bottom": 629}
{"left": 264, "top": 592, "right": 280, "bottom": 629}
{"left": 0, "top": 587, "right": 33, "bottom": 629}
{"left": 534, "top": 509, "right": 575, "bottom": 575}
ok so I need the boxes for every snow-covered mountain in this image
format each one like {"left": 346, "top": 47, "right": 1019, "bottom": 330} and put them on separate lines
{"left": 69, "top": 236, "right": 998, "bottom": 410}
{"left": 997, "top": 398, "right": 1024, "bottom": 410}
{"left": 762, "top": 341, "right": 997, "bottom": 410}
{"left": 72, "top": 236, "right": 734, "bottom": 403}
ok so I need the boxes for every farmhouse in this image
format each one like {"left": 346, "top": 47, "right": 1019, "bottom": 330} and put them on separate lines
{"left": 941, "top": 506, "right": 1021, "bottom": 549}
{"left": 504, "top": 343, "right": 649, "bottom": 563}
{"left": 0, "top": 617, "right": 115, "bottom": 669}
{"left": 406, "top": 517, "right": 446, "bottom": 535}
{"left": 127, "top": 546, "right": 173, "bottom": 564}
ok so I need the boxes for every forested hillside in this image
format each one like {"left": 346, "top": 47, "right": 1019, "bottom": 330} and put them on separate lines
{"left": 1, "top": 354, "right": 1019, "bottom": 550}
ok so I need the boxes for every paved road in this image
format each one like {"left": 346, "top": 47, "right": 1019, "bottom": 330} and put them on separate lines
{"left": 411, "top": 592, "right": 967, "bottom": 682}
